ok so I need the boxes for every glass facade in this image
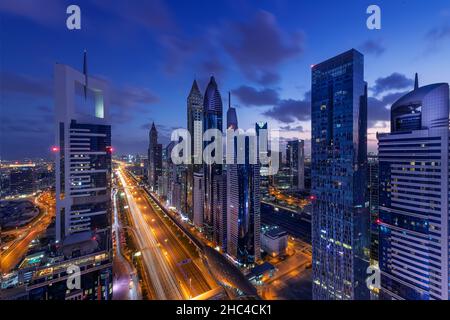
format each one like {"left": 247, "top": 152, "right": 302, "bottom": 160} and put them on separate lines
{"left": 203, "top": 76, "right": 226, "bottom": 248}
{"left": 311, "top": 49, "right": 369, "bottom": 300}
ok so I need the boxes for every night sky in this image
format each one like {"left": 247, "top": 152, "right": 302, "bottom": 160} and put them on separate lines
{"left": 1, "top": 0, "right": 450, "bottom": 160}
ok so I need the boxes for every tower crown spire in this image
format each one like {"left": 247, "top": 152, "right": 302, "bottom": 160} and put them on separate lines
{"left": 414, "top": 73, "right": 419, "bottom": 90}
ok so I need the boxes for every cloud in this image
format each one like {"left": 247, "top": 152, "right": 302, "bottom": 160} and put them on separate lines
{"left": 279, "top": 124, "right": 304, "bottom": 132}
{"left": 111, "top": 85, "right": 159, "bottom": 109}
{"left": 367, "top": 91, "right": 407, "bottom": 126}
{"left": 263, "top": 98, "right": 310, "bottom": 123}
{"left": 233, "top": 86, "right": 279, "bottom": 106}
{"left": 422, "top": 24, "right": 450, "bottom": 55}
{"left": 221, "top": 10, "right": 304, "bottom": 85}
{"left": 0, "top": 72, "right": 52, "bottom": 97}
{"left": 359, "top": 39, "right": 386, "bottom": 56}
{"left": 0, "top": 0, "right": 65, "bottom": 26}
{"left": 91, "top": 0, "right": 176, "bottom": 32}
{"left": 426, "top": 24, "right": 450, "bottom": 41}
{"left": 371, "top": 73, "right": 413, "bottom": 95}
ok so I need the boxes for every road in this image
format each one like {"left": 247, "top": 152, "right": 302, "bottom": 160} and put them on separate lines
{"left": 0, "top": 192, "right": 55, "bottom": 274}
{"left": 116, "top": 166, "right": 212, "bottom": 299}
{"left": 112, "top": 189, "right": 141, "bottom": 300}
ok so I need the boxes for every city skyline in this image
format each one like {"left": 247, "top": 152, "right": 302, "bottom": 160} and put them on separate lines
{"left": 2, "top": 1, "right": 450, "bottom": 159}
{"left": 2, "top": 0, "right": 450, "bottom": 305}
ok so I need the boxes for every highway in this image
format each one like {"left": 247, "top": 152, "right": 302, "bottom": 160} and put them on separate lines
{"left": 1, "top": 192, "right": 55, "bottom": 274}
{"left": 112, "top": 189, "right": 141, "bottom": 300}
{"left": 116, "top": 166, "right": 213, "bottom": 299}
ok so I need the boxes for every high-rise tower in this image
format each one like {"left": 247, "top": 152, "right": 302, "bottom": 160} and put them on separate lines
{"left": 311, "top": 49, "right": 369, "bottom": 300}
{"left": 187, "top": 80, "right": 204, "bottom": 224}
{"left": 378, "top": 77, "right": 450, "bottom": 300}
{"left": 148, "top": 122, "right": 162, "bottom": 191}
{"left": 203, "top": 76, "right": 226, "bottom": 248}
{"left": 54, "top": 55, "right": 112, "bottom": 299}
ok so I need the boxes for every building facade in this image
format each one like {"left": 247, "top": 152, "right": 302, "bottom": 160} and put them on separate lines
{"left": 311, "top": 49, "right": 369, "bottom": 300}
{"left": 54, "top": 59, "right": 112, "bottom": 300}
{"left": 148, "top": 123, "right": 162, "bottom": 192}
{"left": 286, "top": 139, "right": 305, "bottom": 191}
{"left": 203, "top": 76, "right": 226, "bottom": 248}
{"left": 187, "top": 80, "right": 204, "bottom": 222}
{"left": 378, "top": 79, "right": 450, "bottom": 300}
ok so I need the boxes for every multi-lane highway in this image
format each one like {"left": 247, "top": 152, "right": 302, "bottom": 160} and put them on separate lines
{"left": 116, "top": 165, "right": 213, "bottom": 300}
{"left": 1, "top": 192, "right": 55, "bottom": 274}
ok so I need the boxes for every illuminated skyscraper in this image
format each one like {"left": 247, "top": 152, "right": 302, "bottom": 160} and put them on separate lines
{"left": 53, "top": 56, "right": 112, "bottom": 299}
{"left": 226, "top": 109, "right": 261, "bottom": 266}
{"left": 311, "top": 49, "right": 369, "bottom": 300}
{"left": 286, "top": 139, "right": 305, "bottom": 191}
{"left": 203, "top": 76, "right": 226, "bottom": 248}
{"left": 148, "top": 122, "right": 162, "bottom": 192}
{"left": 187, "top": 80, "right": 204, "bottom": 225}
{"left": 378, "top": 77, "right": 450, "bottom": 300}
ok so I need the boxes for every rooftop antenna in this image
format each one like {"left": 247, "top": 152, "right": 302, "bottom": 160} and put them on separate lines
{"left": 228, "top": 91, "right": 231, "bottom": 110}
{"left": 83, "top": 50, "right": 88, "bottom": 100}
{"left": 414, "top": 73, "right": 419, "bottom": 90}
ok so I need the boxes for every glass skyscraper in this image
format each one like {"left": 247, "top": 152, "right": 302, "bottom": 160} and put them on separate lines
{"left": 311, "top": 49, "right": 369, "bottom": 300}
{"left": 187, "top": 80, "right": 204, "bottom": 223}
{"left": 203, "top": 76, "right": 226, "bottom": 249}
{"left": 378, "top": 78, "right": 450, "bottom": 300}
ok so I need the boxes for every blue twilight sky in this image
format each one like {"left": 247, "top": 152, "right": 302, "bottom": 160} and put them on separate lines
{"left": 1, "top": 0, "right": 450, "bottom": 160}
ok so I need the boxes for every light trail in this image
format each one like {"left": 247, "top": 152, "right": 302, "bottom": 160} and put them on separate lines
{"left": 117, "top": 168, "right": 183, "bottom": 300}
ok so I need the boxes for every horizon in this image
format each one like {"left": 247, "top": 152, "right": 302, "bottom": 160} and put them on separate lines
{"left": 1, "top": 0, "right": 450, "bottom": 160}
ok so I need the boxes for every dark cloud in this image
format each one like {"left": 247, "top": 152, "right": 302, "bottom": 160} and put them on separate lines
{"left": 200, "top": 58, "right": 226, "bottom": 79}
{"left": 257, "top": 71, "right": 281, "bottom": 86}
{"left": 233, "top": 86, "right": 279, "bottom": 106}
{"left": 371, "top": 73, "right": 413, "bottom": 95}
{"left": 263, "top": 98, "right": 310, "bottom": 123}
{"left": 279, "top": 124, "right": 304, "bottom": 132}
{"left": 222, "top": 10, "right": 304, "bottom": 85}
{"left": 368, "top": 91, "right": 407, "bottom": 126}
{"left": 0, "top": 72, "right": 52, "bottom": 97}
{"left": 111, "top": 85, "right": 159, "bottom": 109}
{"left": 359, "top": 40, "right": 386, "bottom": 57}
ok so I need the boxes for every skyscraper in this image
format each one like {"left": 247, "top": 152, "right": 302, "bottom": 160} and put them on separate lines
{"left": 148, "top": 122, "right": 162, "bottom": 192}
{"left": 311, "top": 49, "right": 369, "bottom": 300}
{"left": 187, "top": 80, "right": 204, "bottom": 225}
{"left": 367, "top": 154, "right": 379, "bottom": 265}
{"left": 226, "top": 108, "right": 261, "bottom": 266}
{"left": 378, "top": 77, "right": 450, "bottom": 300}
{"left": 203, "top": 76, "right": 226, "bottom": 248}
{"left": 54, "top": 57, "right": 112, "bottom": 299}
{"left": 286, "top": 139, "right": 305, "bottom": 191}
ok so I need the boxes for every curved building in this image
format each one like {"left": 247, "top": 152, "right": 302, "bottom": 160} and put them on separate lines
{"left": 203, "top": 76, "right": 226, "bottom": 249}
{"left": 378, "top": 77, "right": 450, "bottom": 300}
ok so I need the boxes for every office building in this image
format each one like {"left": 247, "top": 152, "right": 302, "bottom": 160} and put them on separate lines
{"left": 187, "top": 80, "right": 204, "bottom": 222}
{"left": 286, "top": 139, "right": 305, "bottom": 190}
{"left": 53, "top": 56, "right": 112, "bottom": 299}
{"left": 148, "top": 122, "right": 162, "bottom": 191}
{"left": 203, "top": 76, "right": 226, "bottom": 248}
{"left": 378, "top": 76, "right": 450, "bottom": 300}
{"left": 311, "top": 49, "right": 369, "bottom": 300}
